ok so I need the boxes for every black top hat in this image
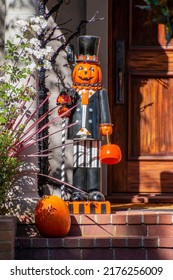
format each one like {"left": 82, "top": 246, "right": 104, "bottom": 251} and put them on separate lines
{"left": 77, "top": 35, "right": 100, "bottom": 63}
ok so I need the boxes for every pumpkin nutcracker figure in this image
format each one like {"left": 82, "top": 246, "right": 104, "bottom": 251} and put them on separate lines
{"left": 65, "top": 35, "right": 116, "bottom": 201}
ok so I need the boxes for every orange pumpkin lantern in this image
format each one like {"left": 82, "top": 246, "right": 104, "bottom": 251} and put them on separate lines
{"left": 35, "top": 195, "right": 71, "bottom": 237}
{"left": 72, "top": 62, "right": 102, "bottom": 85}
{"left": 99, "top": 144, "right": 122, "bottom": 165}
{"left": 58, "top": 106, "right": 71, "bottom": 117}
{"left": 56, "top": 91, "right": 71, "bottom": 105}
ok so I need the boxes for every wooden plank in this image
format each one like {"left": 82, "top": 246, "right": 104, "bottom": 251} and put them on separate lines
{"left": 127, "top": 161, "right": 173, "bottom": 192}
{"left": 128, "top": 51, "right": 173, "bottom": 72}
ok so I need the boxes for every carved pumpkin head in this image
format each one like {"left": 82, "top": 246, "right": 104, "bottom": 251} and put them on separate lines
{"left": 72, "top": 62, "right": 102, "bottom": 86}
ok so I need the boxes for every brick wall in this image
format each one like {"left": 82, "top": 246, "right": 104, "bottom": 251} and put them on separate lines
{"left": 15, "top": 210, "right": 173, "bottom": 260}
{"left": 0, "top": 216, "right": 17, "bottom": 260}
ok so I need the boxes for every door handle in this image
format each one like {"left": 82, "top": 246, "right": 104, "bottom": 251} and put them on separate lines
{"left": 115, "top": 40, "right": 125, "bottom": 104}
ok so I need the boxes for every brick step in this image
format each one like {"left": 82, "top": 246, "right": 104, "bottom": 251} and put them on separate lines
{"left": 17, "top": 210, "right": 173, "bottom": 237}
{"left": 15, "top": 236, "right": 173, "bottom": 260}
{"left": 15, "top": 211, "right": 173, "bottom": 260}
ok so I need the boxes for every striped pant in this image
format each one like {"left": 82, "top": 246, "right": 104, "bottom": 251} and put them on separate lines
{"left": 73, "top": 140, "right": 101, "bottom": 192}
{"left": 74, "top": 140, "right": 101, "bottom": 168}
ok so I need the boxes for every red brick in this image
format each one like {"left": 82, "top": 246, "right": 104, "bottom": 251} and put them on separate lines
{"left": 112, "top": 213, "right": 126, "bottom": 224}
{"left": 127, "top": 212, "right": 142, "bottom": 224}
{"left": 143, "top": 237, "right": 158, "bottom": 247}
{"left": 15, "top": 237, "right": 32, "bottom": 248}
{"left": 32, "top": 238, "right": 47, "bottom": 248}
{"left": 0, "top": 252, "right": 13, "bottom": 260}
{"left": 127, "top": 237, "right": 142, "bottom": 247}
{"left": 79, "top": 237, "right": 95, "bottom": 248}
{"left": 64, "top": 237, "right": 79, "bottom": 247}
{"left": 148, "top": 225, "right": 173, "bottom": 237}
{"left": 96, "top": 214, "right": 111, "bottom": 224}
{"left": 158, "top": 212, "right": 173, "bottom": 224}
{"left": 159, "top": 237, "right": 173, "bottom": 248}
{"left": 0, "top": 221, "right": 10, "bottom": 230}
{"left": 0, "top": 218, "right": 16, "bottom": 230}
{"left": 0, "top": 242, "right": 12, "bottom": 252}
{"left": 112, "top": 237, "right": 127, "bottom": 247}
{"left": 143, "top": 212, "right": 158, "bottom": 224}
{"left": 147, "top": 248, "right": 173, "bottom": 260}
{"left": 94, "top": 238, "right": 111, "bottom": 247}
{"left": 49, "top": 248, "right": 81, "bottom": 260}
{"left": 48, "top": 238, "right": 64, "bottom": 248}
{"left": 115, "top": 248, "right": 146, "bottom": 260}
{"left": 0, "top": 231, "right": 13, "bottom": 241}
{"left": 16, "top": 248, "right": 48, "bottom": 260}
{"left": 82, "top": 248, "right": 114, "bottom": 260}
{"left": 83, "top": 225, "right": 115, "bottom": 237}
{"left": 15, "top": 248, "right": 33, "bottom": 260}
{"left": 116, "top": 225, "right": 147, "bottom": 237}
{"left": 32, "top": 248, "right": 48, "bottom": 260}
{"left": 80, "top": 214, "right": 96, "bottom": 225}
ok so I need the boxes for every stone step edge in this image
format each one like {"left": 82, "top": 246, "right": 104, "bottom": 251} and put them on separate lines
{"left": 17, "top": 211, "right": 173, "bottom": 227}
{"left": 15, "top": 236, "right": 173, "bottom": 249}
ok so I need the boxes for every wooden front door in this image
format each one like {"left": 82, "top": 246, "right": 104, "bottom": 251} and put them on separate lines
{"left": 108, "top": 0, "right": 173, "bottom": 200}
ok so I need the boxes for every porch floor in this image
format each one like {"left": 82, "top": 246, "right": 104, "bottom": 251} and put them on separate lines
{"left": 111, "top": 202, "right": 173, "bottom": 211}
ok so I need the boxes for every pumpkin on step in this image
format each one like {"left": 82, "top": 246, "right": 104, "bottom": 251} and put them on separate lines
{"left": 34, "top": 195, "right": 71, "bottom": 237}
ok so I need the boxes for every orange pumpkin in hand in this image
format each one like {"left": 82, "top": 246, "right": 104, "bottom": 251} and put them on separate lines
{"left": 100, "top": 124, "right": 113, "bottom": 136}
{"left": 35, "top": 195, "right": 71, "bottom": 237}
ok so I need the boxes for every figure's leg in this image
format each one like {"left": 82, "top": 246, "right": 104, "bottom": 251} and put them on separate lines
{"left": 71, "top": 140, "right": 105, "bottom": 201}
{"left": 86, "top": 140, "right": 105, "bottom": 201}
{"left": 87, "top": 167, "right": 100, "bottom": 191}
{"left": 71, "top": 141, "right": 87, "bottom": 201}
{"left": 73, "top": 167, "right": 87, "bottom": 191}
{"left": 71, "top": 167, "right": 88, "bottom": 201}
{"left": 87, "top": 167, "right": 105, "bottom": 201}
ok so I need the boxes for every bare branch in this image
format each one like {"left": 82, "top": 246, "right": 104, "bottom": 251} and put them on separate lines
{"left": 45, "top": 0, "right": 64, "bottom": 19}
{"left": 51, "top": 12, "right": 104, "bottom": 64}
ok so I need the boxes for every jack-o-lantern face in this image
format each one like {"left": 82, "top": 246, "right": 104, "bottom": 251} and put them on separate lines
{"left": 72, "top": 62, "right": 102, "bottom": 85}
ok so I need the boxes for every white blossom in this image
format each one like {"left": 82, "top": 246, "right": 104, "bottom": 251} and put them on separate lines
{"left": 29, "top": 16, "right": 48, "bottom": 29}
{"left": 43, "top": 60, "right": 52, "bottom": 70}
{"left": 29, "top": 38, "right": 41, "bottom": 47}
{"left": 16, "top": 20, "right": 29, "bottom": 33}
{"left": 31, "top": 24, "right": 42, "bottom": 35}
{"left": 27, "top": 61, "right": 37, "bottom": 72}
{"left": 21, "top": 38, "right": 28, "bottom": 44}
{"left": 16, "top": 16, "right": 53, "bottom": 71}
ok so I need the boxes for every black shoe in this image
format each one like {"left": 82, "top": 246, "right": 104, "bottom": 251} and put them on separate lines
{"left": 88, "top": 191, "right": 105, "bottom": 201}
{"left": 70, "top": 192, "right": 87, "bottom": 201}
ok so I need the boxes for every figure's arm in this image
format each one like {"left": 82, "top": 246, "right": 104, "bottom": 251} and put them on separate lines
{"left": 67, "top": 88, "right": 78, "bottom": 105}
{"left": 99, "top": 89, "right": 113, "bottom": 136}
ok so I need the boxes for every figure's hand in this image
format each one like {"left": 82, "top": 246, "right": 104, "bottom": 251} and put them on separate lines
{"left": 99, "top": 123, "right": 113, "bottom": 136}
